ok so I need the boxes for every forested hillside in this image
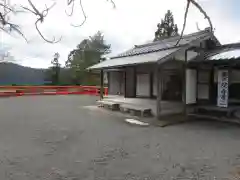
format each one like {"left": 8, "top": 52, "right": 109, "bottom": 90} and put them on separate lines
{"left": 0, "top": 62, "right": 46, "bottom": 85}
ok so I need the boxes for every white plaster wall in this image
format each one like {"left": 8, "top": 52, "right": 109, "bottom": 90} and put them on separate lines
{"left": 108, "top": 71, "right": 121, "bottom": 95}
{"left": 186, "top": 69, "right": 197, "bottom": 104}
{"left": 153, "top": 71, "right": 157, "bottom": 96}
{"left": 136, "top": 64, "right": 154, "bottom": 97}
{"left": 136, "top": 74, "right": 150, "bottom": 97}
{"left": 197, "top": 70, "right": 209, "bottom": 99}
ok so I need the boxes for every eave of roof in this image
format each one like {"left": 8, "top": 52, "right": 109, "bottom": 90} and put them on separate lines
{"left": 188, "top": 43, "right": 240, "bottom": 66}
{"left": 110, "top": 28, "right": 217, "bottom": 59}
{"left": 208, "top": 48, "right": 240, "bottom": 61}
{"left": 88, "top": 47, "right": 181, "bottom": 70}
{"left": 88, "top": 28, "right": 218, "bottom": 70}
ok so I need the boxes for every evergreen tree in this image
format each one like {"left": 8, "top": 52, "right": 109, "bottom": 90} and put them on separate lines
{"left": 154, "top": 10, "right": 179, "bottom": 41}
{"left": 65, "top": 31, "right": 110, "bottom": 85}
{"left": 45, "top": 52, "right": 61, "bottom": 85}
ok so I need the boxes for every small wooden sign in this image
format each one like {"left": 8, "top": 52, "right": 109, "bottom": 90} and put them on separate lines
{"left": 217, "top": 70, "right": 229, "bottom": 108}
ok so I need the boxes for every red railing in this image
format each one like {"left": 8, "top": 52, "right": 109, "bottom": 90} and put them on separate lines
{"left": 0, "top": 86, "right": 108, "bottom": 97}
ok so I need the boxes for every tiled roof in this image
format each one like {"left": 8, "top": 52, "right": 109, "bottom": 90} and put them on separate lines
{"left": 187, "top": 43, "right": 240, "bottom": 67}
{"left": 206, "top": 43, "right": 240, "bottom": 60}
{"left": 88, "top": 47, "right": 180, "bottom": 69}
{"left": 88, "top": 28, "right": 217, "bottom": 70}
{"left": 111, "top": 28, "right": 214, "bottom": 59}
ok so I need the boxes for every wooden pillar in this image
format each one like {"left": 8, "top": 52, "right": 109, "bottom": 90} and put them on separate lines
{"left": 124, "top": 68, "right": 127, "bottom": 98}
{"left": 133, "top": 66, "right": 137, "bottom": 97}
{"left": 183, "top": 50, "right": 188, "bottom": 116}
{"left": 100, "top": 69, "right": 104, "bottom": 99}
{"left": 196, "top": 67, "right": 199, "bottom": 102}
{"left": 150, "top": 71, "right": 154, "bottom": 98}
{"left": 209, "top": 66, "right": 214, "bottom": 104}
{"left": 156, "top": 66, "right": 162, "bottom": 119}
{"left": 227, "top": 65, "right": 231, "bottom": 107}
{"left": 107, "top": 72, "right": 110, "bottom": 92}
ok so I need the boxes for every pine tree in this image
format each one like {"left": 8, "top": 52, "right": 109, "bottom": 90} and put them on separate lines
{"left": 45, "top": 52, "right": 61, "bottom": 85}
{"left": 154, "top": 10, "right": 179, "bottom": 41}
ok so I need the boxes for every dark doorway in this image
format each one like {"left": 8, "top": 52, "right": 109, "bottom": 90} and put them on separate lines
{"left": 162, "top": 73, "right": 182, "bottom": 101}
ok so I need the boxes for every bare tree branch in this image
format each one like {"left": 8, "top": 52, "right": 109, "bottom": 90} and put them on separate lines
{"left": 7, "top": 23, "right": 28, "bottom": 42}
{"left": 0, "top": 26, "right": 10, "bottom": 34}
{"left": 67, "top": 0, "right": 74, "bottom": 5}
{"left": 27, "top": 0, "right": 42, "bottom": 17}
{"left": 0, "top": 2, "right": 13, "bottom": 12}
{"left": 25, "top": 0, "right": 56, "bottom": 21}
{"left": 65, "top": 0, "right": 75, "bottom": 16}
{"left": 107, "top": 0, "right": 116, "bottom": 8}
{"left": 176, "top": 0, "right": 214, "bottom": 46}
{"left": 71, "top": 0, "right": 87, "bottom": 27}
{"left": 20, "top": 5, "right": 37, "bottom": 15}
{"left": 1, "top": 0, "right": 116, "bottom": 43}
{"left": 196, "top": 22, "right": 201, "bottom": 31}
{"left": 35, "top": 18, "right": 62, "bottom": 43}
{"left": 176, "top": 0, "right": 190, "bottom": 46}
{"left": 0, "top": 19, "right": 28, "bottom": 42}
{"left": 1, "top": 0, "right": 214, "bottom": 48}
{"left": 2, "top": 4, "right": 22, "bottom": 16}
{"left": 0, "top": 2, "right": 28, "bottom": 42}
{"left": 1, "top": 0, "right": 65, "bottom": 43}
{"left": 21, "top": 0, "right": 61, "bottom": 43}
{"left": 189, "top": 0, "right": 213, "bottom": 32}
{"left": 0, "top": 12, "right": 6, "bottom": 24}
{"left": 42, "top": 2, "right": 56, "bottom": 17}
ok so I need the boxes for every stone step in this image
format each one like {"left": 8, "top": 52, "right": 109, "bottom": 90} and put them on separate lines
{"left": 97, "top": 99, "right": 152, "bottom": 117}
{"left": 97, "top": 100, "right": 120, "bottom": 111}
{"left": 120, "top": 104, "right": 152, "bottom": 117}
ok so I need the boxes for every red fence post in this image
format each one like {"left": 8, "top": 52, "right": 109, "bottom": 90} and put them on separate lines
{"left": 95, "top": 88, "right": 98, "bottom": 96}
{"left": 104, "top": 87, "right": 108, "bottom": 96}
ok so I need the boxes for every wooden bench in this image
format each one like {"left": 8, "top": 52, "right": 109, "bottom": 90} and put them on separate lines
{"left": 97, "top": 100, "right": 120, "bottom": 111}
{"left": 120, "top": 104, "right": 152, "bottom": 117}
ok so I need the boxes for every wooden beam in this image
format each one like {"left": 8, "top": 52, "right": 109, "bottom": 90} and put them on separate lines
{"left": 228, "top": 66, "right": 231, "bottom": 107}
{"left": 209, "top": 67, "right": 214, "bottom": 103}
{"left": 133, "top": 66, "right": 137, "bottom": 97}
{"left": 107, "top": 72, "right": 110, "bottom": 93}
{"left": 183, "top": 50, "right": 187, "bottom": 116}
{"left": 156, "top": 66, "right": 162, "bottom": 119}
{"left": 124, "top": 68, "right": 127, "bottom": 98}
{"left": 100, "top": 70, "right": 104, "bottom": 99}
{"left": 196, "top": 68, "right": 199, "bottom": 102}
{"left": 150, "top": 71, "right": 154, "bottom": 98}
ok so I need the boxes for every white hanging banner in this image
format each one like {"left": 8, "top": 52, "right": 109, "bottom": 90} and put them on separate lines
{"left": 217, "top": 70, "right": 229, "bottom": 108}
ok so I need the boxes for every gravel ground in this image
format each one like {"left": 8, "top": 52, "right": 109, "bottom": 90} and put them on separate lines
{"left": 0, "top": 95, "right": 240, "bottom": 179}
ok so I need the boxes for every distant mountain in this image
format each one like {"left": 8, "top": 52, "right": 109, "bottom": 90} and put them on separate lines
{"left": 0, "top": 62, "right": 46, "bottom": 85}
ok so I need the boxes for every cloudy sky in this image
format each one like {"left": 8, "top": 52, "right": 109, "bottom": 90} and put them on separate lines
{"left": 0, "top": 0, "right": 240, "bottom": 68}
